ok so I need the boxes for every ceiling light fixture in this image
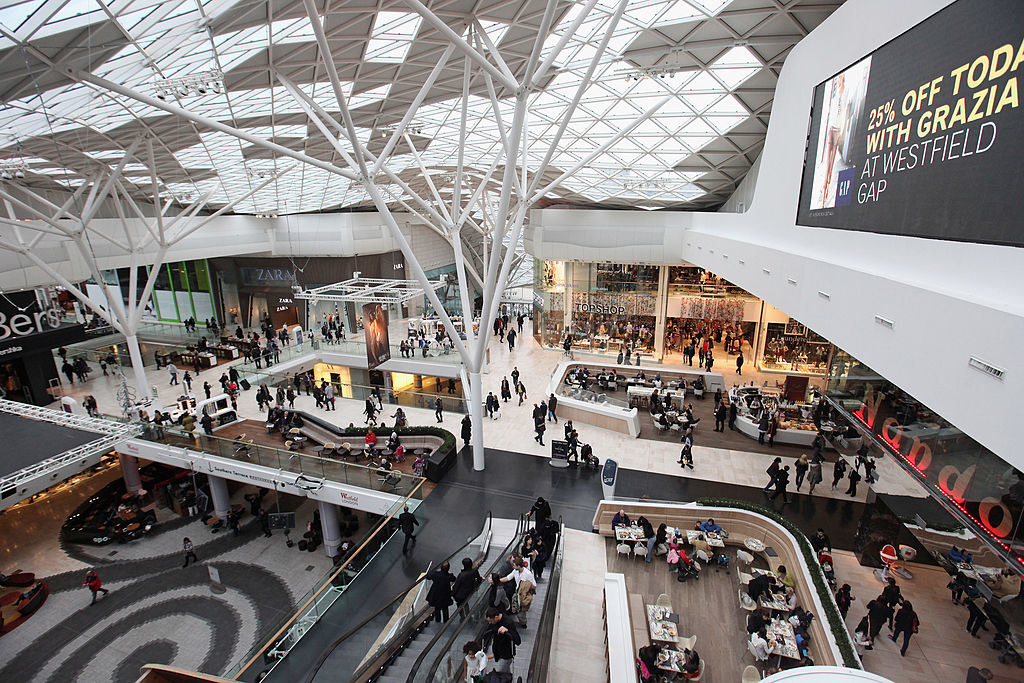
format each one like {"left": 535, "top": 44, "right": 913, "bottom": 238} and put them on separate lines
{"left": 153, "top": 70, "right": 224, "bottom": 100}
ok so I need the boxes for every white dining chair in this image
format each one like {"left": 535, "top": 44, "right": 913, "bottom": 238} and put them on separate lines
{"left": 656, "top": 593, "right": 671, "bottom": 608}
{"left": 738, "top": 588, "right": 757, "bottom": 612}
{"left": 742, "top": 664, "right": 763, "bottom": 682}
{"left": 695, "top": 549, "right": 711, "bottom": 564}
{"left": 634, "top": 542, "right": 648, "bottom": 561}
{"left": 689, "top": 660, "right": 705, "bottom": 681}
{"left": 737, "top": 549, "right": 755, "bottom": 567}
{"left": 738, "top": 570, "right": 754, "bottom": 587}
{"left": 678, "top": 634, "right": 696, "bottom": 651}
{"left": 616, "top": 542, "right": 631, "bottom": 558}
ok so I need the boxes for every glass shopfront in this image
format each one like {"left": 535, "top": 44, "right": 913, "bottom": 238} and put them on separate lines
{"left": 826, "top": 349, "right": 1024, "bottom": 574}
{"left": 533, "top": 260, "right": 830, "bottom": 374}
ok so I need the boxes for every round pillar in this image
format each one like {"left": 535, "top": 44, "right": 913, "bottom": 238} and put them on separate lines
{"left": 318, "top": 500, "right": 342, "bottom": 558}
{"left": 208, "top": 474, "right": 231, "bottom": 521}
{"left": 119, "top": 453, "right": 142, "bottom": 494}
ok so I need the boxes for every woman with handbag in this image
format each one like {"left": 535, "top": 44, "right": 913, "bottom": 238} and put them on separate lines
{"left": 889, "top": 601, "right": 919, "bottom": 656}
{"left": 500, "top": 559, "right": 536, "bottom": 628}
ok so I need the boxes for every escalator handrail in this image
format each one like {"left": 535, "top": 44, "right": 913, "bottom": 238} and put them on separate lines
{"left": 300, "top": 511, "right": 493, "bottom": 683}
{"left": 406, "top": 515, "right": 528, "bottom": 683}
{"left": 525, "top": 517, "right": 563, "bottom": 683}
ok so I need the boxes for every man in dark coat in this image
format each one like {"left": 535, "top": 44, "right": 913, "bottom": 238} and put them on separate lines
{"left": 452, "top": 557, "right": 482, "bottom": 609}
{"left": 483, "top": 607, "right": 522, "bottom": 673}
{"left": 399, "top": 505, "right": 419, "bottom": 553}
{"left": 461, "top": 415, "right": 472, "bottom": 446}
{"left": 529, "top": 497, "right": 551, "bottom": 530}
{"left": 426, "top": 561, "right": 456, "bottom": 623}
{"left": 763, "top": 457, "right": 781, "bottom": 492}
{"left": 769, "top": 465, "right": 791, "bottom": 503}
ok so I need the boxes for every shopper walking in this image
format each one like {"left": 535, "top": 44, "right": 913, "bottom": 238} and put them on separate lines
{"left": 516, "top": 380, "right": 527, "bottom": 406}
{"left": 736, "top": 352, "right": 744, "bottom": 375}
{"left": 846, "top": 466, "right": 862, "bottom": 497}
{"left": 203, "top": 381, "right": 212, "bottom": 399}
{"left": 889, "top": 601, "right": 918, "bottom": 656}
{"left": 461, "top": 414, "right": 472, "bottom": 446}
{"left": 500, "top": 377, "right": 511, "bottom": 403}
{"left": 807, "top": 455, "right": 823, "bottom": 494}
{"left": 534, "top": 415, "right": 546, "bottom": 446}
{"left": 832, "top": 458, "right": 848, "bottom": 489}
{"left": 714, "top": 402, "right": 726, "bottom": 432}
{"left": 168, "top": 363, "right": 179, "bottom": 385}
{"left": 507, "top": 328, "right": 516, "bottom": 351}
{"left": 500, "top": 558, "right": 537, "bottom": 628}
{"left": 547, "top": 393, "right": 558, "bottom": 422}
{"left": 435, "top": 397, "right": 444, "bottom": 423}
{"left": 399, "top": 505, "right": 419, "bottom": 553}
{"left": 769, "top": 465, "right": 791, "bottom": 503}
{"left": 83, "top": 569, "right": 109, "bottom": 605}
{"left": 183, "top": 371, "right": 193, "bottom": 393}
{"left": 763, "top": 457, "right": 781, "bottom": 492}
{"left": 182, "top": 537, "right": 198, "bottom": 567}
{"left": 966, "top": 596, "right": 988, "bottom": 637}
{"left": 794, "top": 454, "right": 809, "bottom": 491}
{"left": 835, "top": 583, "right": 855, "bottom": 619}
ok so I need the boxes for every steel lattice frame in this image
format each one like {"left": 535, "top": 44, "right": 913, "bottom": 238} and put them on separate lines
{"left": 296, "top": 277, "right": 447, "bottom": 305}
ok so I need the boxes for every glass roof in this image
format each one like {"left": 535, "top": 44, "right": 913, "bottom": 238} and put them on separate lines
{"left": 0, "top": 0, "right": 843, "bottom": 214}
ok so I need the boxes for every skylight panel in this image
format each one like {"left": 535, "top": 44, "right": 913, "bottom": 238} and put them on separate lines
{"left": 366, "top": 11, "right": 422, "bottom": 63}
{"left": 464, "top": 20, "right": 509, "bottom": 46}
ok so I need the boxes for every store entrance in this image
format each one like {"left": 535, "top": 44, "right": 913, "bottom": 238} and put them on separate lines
{"left": 0, "top": 360, "right": 32, "bottom": 403}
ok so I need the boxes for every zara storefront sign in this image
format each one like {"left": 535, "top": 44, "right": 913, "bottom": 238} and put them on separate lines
{"left": 574, "top": 302, "right": 627, "bottom": 315}
{"left": 0, "top": 306, "right": 64, "bottom": 341}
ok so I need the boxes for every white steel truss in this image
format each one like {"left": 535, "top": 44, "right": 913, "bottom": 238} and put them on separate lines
{"left": 296, "top": 277, "right": 447, "bottom": 305}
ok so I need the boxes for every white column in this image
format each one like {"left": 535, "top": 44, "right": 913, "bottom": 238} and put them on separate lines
{"left": 468, "top": 369, "right": 485, "bottom": 470}
{"left": 119, "top": 453, "right": 142, "bottom": 494}
{"left": 318, "top": 499, "right": 342, "bottom": 558}
{"left": 208, "top": 474, "right": 231, "bottom": 520}
{"left": 123, "top": 333, "right": 150, "bottom": 399}
{"left": 653, "top": 265, "right": 668, "bottom": 361}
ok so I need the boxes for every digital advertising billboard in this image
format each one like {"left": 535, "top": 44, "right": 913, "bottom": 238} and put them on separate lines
{"left": 362, "top": 302, "right": 391, "bottom": 371}
{"left": 797, "top": 0, "right": 1024, "bottom": 247}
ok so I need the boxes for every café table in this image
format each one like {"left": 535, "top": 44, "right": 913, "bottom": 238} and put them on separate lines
{"left": 686, "top": 529, "right": 726, "bottom": 548}
{"left": 759, "top": 591, "right": 789, "bottom": 612}
{"left": 614, "top": 525, "right": 647, "bottom": 542}
{"left": 744, "top": 537, "right": 766, "bottom": 553}
{"left": 768, "top": 618, "right": 801, "bottom": 662}
{"left": 646, "top": 604, "right": 679, "bottom": 643}
{"left": 655, "top": 647, "right": 687, "bottom": 673}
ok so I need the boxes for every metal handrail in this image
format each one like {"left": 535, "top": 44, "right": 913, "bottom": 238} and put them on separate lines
{"left": 328, "top": 511, "right": 494, "bottom": 683}
{"left": 408, "top": 515, "right": 529, "bottom": 683}
{"left": 232, "top": 481, "right": 424, "bottom": 679}
{"left": 525, "top": 518, "right": 564, "bottom": 682}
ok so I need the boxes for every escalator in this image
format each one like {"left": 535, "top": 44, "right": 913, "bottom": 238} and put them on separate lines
{"left": 288, "top": 512, "right": 507, "bottom": 683}
{"left": 401, "top": 518, "right": 565, "bottom": 683}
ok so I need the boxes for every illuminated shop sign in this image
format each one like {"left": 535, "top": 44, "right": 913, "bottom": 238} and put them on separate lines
{"left": 841, "top": 383, "right": 1023, "bottom": 572}
{"left": 0, "top": 306, "right": 63, "bottom": 341}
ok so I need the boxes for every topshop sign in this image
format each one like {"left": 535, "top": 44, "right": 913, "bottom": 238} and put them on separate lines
{"left": 574, "top": 302, "right": 627, "bottom": 315}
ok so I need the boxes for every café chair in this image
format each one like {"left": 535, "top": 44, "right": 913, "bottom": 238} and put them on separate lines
{"left": 690, "top": 660, "right": 705, "bottom": 681}
{"left": 655, "top": 421, "right": 669, "bottom": 432}
{"left": 737, "top": 549, "right": 755, "bottom": 567}
{"left": 738, "top": 589, "right": 757, "bottom": 612}
{"left": 742, "top": 664, "right": 762, "bottom": 682}
{"left": 695, "top": 549, "right": 711, "bottom": 564}
{"left": 285, "top": 439, "right": 301, "bottom": 451}
{"left": 747, "top": 638, "right": 769, "bottom": 664}
{"left": 323, "top": 441, "right": 337, "bottom": 457}
{"left": 617, "top": 542, "right": 632, "bottom": 558}
{"left": 678, "top": 635, "right": 696, "bottom": 651}
{"left": 634, "top": 542, "right": 648, "bottom": 561}
{"left": 738, "top": 569, "right": 754, "bottom": 587}
{"left": 656, "top": 593, "right": 671, "bottom": 608}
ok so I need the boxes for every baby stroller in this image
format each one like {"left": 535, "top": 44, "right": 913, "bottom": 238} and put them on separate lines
{"left": 818, "top": 550, "right": 837, "bottom": 590}
{"left": 580, "top": 444, "right": 601, "bottom": 470}
{"left": 675, "top": 552, "right": 701, "bottom": 583}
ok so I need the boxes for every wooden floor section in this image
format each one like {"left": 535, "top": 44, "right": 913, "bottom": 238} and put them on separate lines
{"left": 605, "top": 539, "right": 770, "bottom": 682}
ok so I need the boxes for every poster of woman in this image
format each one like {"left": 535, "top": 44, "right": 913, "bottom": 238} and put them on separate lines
{"left": 362, "top": 302, "right": 391, "bottom": 370}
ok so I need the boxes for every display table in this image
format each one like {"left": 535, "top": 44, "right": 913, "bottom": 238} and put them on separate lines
{"left": 614, "top": 525, "right": 646, "bottom": 542}
{"left": 646, "top": 604, "right": 679, "bottom": 643}
{"left": 734, "top": 414, "right": 819, "bottom": 447}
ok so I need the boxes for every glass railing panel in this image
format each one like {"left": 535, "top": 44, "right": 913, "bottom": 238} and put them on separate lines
{"left": 406, "top": 518, "right": 527, "bottom": 683}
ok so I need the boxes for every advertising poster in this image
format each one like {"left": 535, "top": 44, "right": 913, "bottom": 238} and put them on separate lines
{"left": 363, "top": 302, "right": 391, "bottom": 370}
{"left": 797, "top": 0, "right": 1024, "bottom": 247}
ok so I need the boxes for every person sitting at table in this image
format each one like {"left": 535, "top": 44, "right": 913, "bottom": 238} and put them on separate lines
{"left": 365, "top": 430, "right": 378, "bottom": 450}
{"left": 637, "top": 642, "right": 662, "bottom": 677}
{"left": 376, "top": 459, "right": 392, "bottom": 477}
{"left": 289, "top": 412, "right": 304, "bottom": 429}
{"left": 386, "top": 432, "right": 401, "bottom": 451}
{"left": 684, "top": 403, "right": 700, "bottom": 426}
{"left": 654, "top": 523, "right": 669, "bottom": 556}
{"left": 747, "top": 609, "right": 767, "bottom": 634}
{"left": 775, "top": 565, "right": 795, "bottom": 589}
{"left": 750, "top": 628, "right": 771, "bottom": 662}
{"left": 611, "top": 509, "right": 631, "bottom": 530}
{"left": 656, "top": 412, "right": 670, "bottom": 428}
{"left": 680, "top": 648, "right": 701, "bottom": 678}
{"left": 949, "top": 546, "right": 974, "bottom": 564}
{"left": 747, "top": 572, "right": 775, "bottom": 602}
{"left": 785, "top": 587, "right": 800, "bottom": 612}
{"left": 699, "top": 518, "right": 724, "bottom": 535}
{"left": 653, "top": 374, "right": 663, "bottom": 389}
{"left": 690, "top": 532, "right": 711, "bottom": 560}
